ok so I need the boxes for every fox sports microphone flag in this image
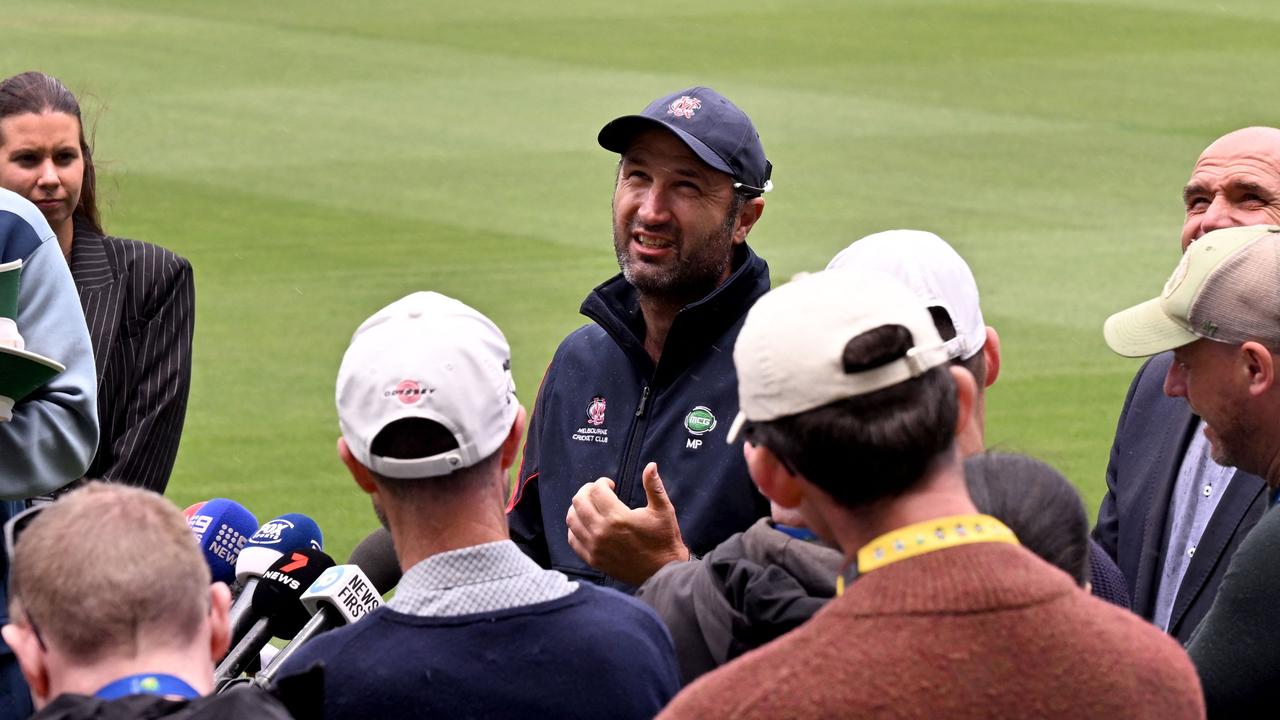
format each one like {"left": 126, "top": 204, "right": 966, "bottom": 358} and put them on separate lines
{"left": 235, "top": 513, "right": 324, "bottom": 584}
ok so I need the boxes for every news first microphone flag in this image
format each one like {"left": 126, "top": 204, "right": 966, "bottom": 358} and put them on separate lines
{"left": 0, "top": 259, "right": 65, "bottom": 422}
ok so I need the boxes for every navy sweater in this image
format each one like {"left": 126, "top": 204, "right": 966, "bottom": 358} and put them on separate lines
{"left": 277, "top": 583, "right": 681, "bottom": 719}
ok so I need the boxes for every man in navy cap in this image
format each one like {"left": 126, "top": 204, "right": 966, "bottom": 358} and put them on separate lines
{"left": 508, "top": 87, "right": 773, "bottom": 589}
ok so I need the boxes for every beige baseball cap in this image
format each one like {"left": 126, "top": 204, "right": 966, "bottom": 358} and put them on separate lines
{"left": 726, "top": 269, "right": 950, "bottom": 442}
{"left": 1104, "top": 225, "right": 1280, "bottom": 358}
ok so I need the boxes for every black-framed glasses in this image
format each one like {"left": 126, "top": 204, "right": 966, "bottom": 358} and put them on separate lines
{"left": 4, "top": 503, "right": 49, "bottom": 651}
{"left": 3, "top": 502, "right": 46, "bottom": 564}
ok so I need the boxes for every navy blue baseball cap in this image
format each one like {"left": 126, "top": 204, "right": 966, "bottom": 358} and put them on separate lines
{"left": 598, "top": 86, "right": 773, "bottom": 195}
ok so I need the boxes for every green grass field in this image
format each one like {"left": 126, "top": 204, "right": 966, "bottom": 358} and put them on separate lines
{"left": 4, "top": 0, "right": 1275, "bottom": 561}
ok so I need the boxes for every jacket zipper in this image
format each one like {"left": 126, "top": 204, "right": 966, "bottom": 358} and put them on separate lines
{"left": 614, "top": 384, "right": 652, "bottom": 508}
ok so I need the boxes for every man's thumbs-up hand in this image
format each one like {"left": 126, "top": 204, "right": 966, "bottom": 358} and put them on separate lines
{"left": 566, "top": 462, "right": 689, "bottom": 586}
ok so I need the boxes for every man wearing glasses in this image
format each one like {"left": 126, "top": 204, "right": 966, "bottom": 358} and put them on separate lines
{"left": 1, "top": 483, "right": 293, "bottom": 718}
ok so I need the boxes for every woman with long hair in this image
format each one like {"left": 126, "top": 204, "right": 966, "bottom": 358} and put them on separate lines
{"left": 0, "top": 71, "right": 194, "bottom": 492}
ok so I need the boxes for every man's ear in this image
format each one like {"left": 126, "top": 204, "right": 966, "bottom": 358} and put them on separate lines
{"left": 499, "top": 406, "right": 528, "bottom": 475}
{"left": 744, "top": 441, "right": 804, "bottom": 508}
{"left": 732, "top": 197, "right": 765, "bottom": 245}
{"left": 2, "top": 621, "right": 49, "bottom": 705}
{"left": 1240, "top": 341, "right": 1276, "bottom": 397}
{"left": 338, "top": 437, "right": 378, "bottom": 495}
{"left": 982, "top": 326, "right": 1001, "bottom": 388}
{"left": 950, "top": 365, "right": 979, "bottom": 439}
{"left": 207, "top": 582, "right": 233, "bottom": 663}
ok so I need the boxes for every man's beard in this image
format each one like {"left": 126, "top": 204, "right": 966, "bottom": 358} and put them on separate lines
{"left": 613, "top": 202, "right": 739, "bottom": 303}
{"left": 372, "top": 495, "right": 391, "bottom": 531}
{"left": 1205, "top": 411, "right": 1251, "bottom": 472}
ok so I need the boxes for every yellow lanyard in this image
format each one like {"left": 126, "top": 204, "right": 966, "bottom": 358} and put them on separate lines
{"left": 836, "top": 514, "right": 1018, "bottom": 596}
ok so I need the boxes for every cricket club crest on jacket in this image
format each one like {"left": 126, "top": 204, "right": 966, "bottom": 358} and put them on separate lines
{"left": 587, "top": 396, "right": 606, "bottom": 426}
{"left": 572, "top": 396, "right": 609, "bottom": 444}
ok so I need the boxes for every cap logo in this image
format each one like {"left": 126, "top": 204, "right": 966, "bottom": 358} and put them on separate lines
{"left": 1163, "top": 252, "right": 1191, "bottom": 299}
{"left": 667, "top": 96, "right": 702, "bottom": 120}
{"left": 251, "top": 518, "right": 295, "bottom": 545}
{"left": 387, "top": 379, "right": 428, "bottom": 405}
{"left": 586, "top": 396, "right": 607, "bottom": 426}
{"left": 684, "top": 406, "right": 717, "bottom": 435}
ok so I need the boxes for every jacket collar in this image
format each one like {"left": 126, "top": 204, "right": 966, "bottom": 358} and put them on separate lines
{"left": 580, "top": 243, "right": 770, "bottom": 384}
{"left": 68, "top": 217, "right": 113, "bottom": 290}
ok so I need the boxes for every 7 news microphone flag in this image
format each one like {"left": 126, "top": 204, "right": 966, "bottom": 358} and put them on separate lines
{"left": 225, "top": 512, "right": 324, "bottom": 655}
{"left": 215, "top": 548, "right": 334, "bottom": 690}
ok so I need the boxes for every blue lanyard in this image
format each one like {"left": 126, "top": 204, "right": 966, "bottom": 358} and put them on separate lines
{"left": 95, "top": 673, "right": 201, "bottom": 701}
{"left": 773, "top": 523, "right": 819, "bottom": 542}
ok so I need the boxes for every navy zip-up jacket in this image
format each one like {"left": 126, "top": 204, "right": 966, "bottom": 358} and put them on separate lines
{"left": 508, "top": 243, "right": 772, "bottom": 591}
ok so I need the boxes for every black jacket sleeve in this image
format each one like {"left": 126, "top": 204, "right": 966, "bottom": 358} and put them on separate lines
{"left": 507, "top": 363, "right": 553, "bottom": 567}
{"left": 1187, "top": 505, "right": 1280, "bottom": 717}
{"left": 1092, "top": 356, "right": 1153, "bottom": 561}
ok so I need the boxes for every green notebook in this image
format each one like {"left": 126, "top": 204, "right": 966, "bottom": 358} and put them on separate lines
{"left": 0, "top": 259, "right": 67, "bottom": 421}
{"left": 0, "top": 259, "right": 19, "bottom": 319}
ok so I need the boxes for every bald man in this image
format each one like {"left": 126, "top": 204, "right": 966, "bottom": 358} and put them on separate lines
{"left": 1093, "top": 127, "right": 1280, "bottom": 643}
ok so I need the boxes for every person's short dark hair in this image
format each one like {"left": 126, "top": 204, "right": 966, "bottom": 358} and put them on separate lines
{"left": 742, "top": 324, "right": 958, "bottom": 508}
{"left": 369, "top": 418, "right": 497, "bottom": 497}
{"left": 963, "top": 452, "right": 1090, "bottom": 585}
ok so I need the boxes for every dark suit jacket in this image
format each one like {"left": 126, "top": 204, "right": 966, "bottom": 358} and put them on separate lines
{"left": 1094, "top": 352, "right": 1267, "bottom": 643}
{"left": 69, "top": 220, "right": 194, "bottom": 493}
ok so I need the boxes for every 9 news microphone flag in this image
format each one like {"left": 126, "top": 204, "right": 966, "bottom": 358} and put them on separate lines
{"left": 186, "top": 499, "right": 257, "bottom": 585}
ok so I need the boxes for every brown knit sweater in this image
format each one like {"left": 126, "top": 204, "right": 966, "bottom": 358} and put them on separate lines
{"left": 658, "top": 542, "right": 1204, "bottom": 719}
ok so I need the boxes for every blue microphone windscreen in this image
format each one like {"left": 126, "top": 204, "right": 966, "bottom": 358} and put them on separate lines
{"left": 188, "top": 499, "right": 258, "bottom": 585}
{"left": 246, "top": 513, "right": 324, "bottom": 553}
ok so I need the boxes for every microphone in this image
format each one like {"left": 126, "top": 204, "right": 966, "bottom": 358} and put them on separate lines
{"left": 254, "top": 560, "right": 393, "bottom": 687}
{"left": 215, "top": 548, "right": 334, "bottom": 690}
{"left": 348, "top": 527, "right": 401, "bottom": 594}
{"left": 186, "top": 499, "right": 257, "bottom": 585}
{"left": 182, "top": 501, "right": 208, "bottom": 521}
{"left": 225, "top": 513, "right": 324, "bottom": 654}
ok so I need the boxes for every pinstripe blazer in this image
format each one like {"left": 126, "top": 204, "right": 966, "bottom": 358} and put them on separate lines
{"left": 69, "top": 219, "right": 194, "bottom": 493}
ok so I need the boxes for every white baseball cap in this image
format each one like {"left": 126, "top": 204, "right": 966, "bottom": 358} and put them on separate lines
{"left": 826, "top": 229, "right": 986, "bottom": 361}
{"left": 726, "top": 270, "right": 950, "bottom": 442}
{"left": 336, "top": 292, "right": 518, "bottom": 479}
